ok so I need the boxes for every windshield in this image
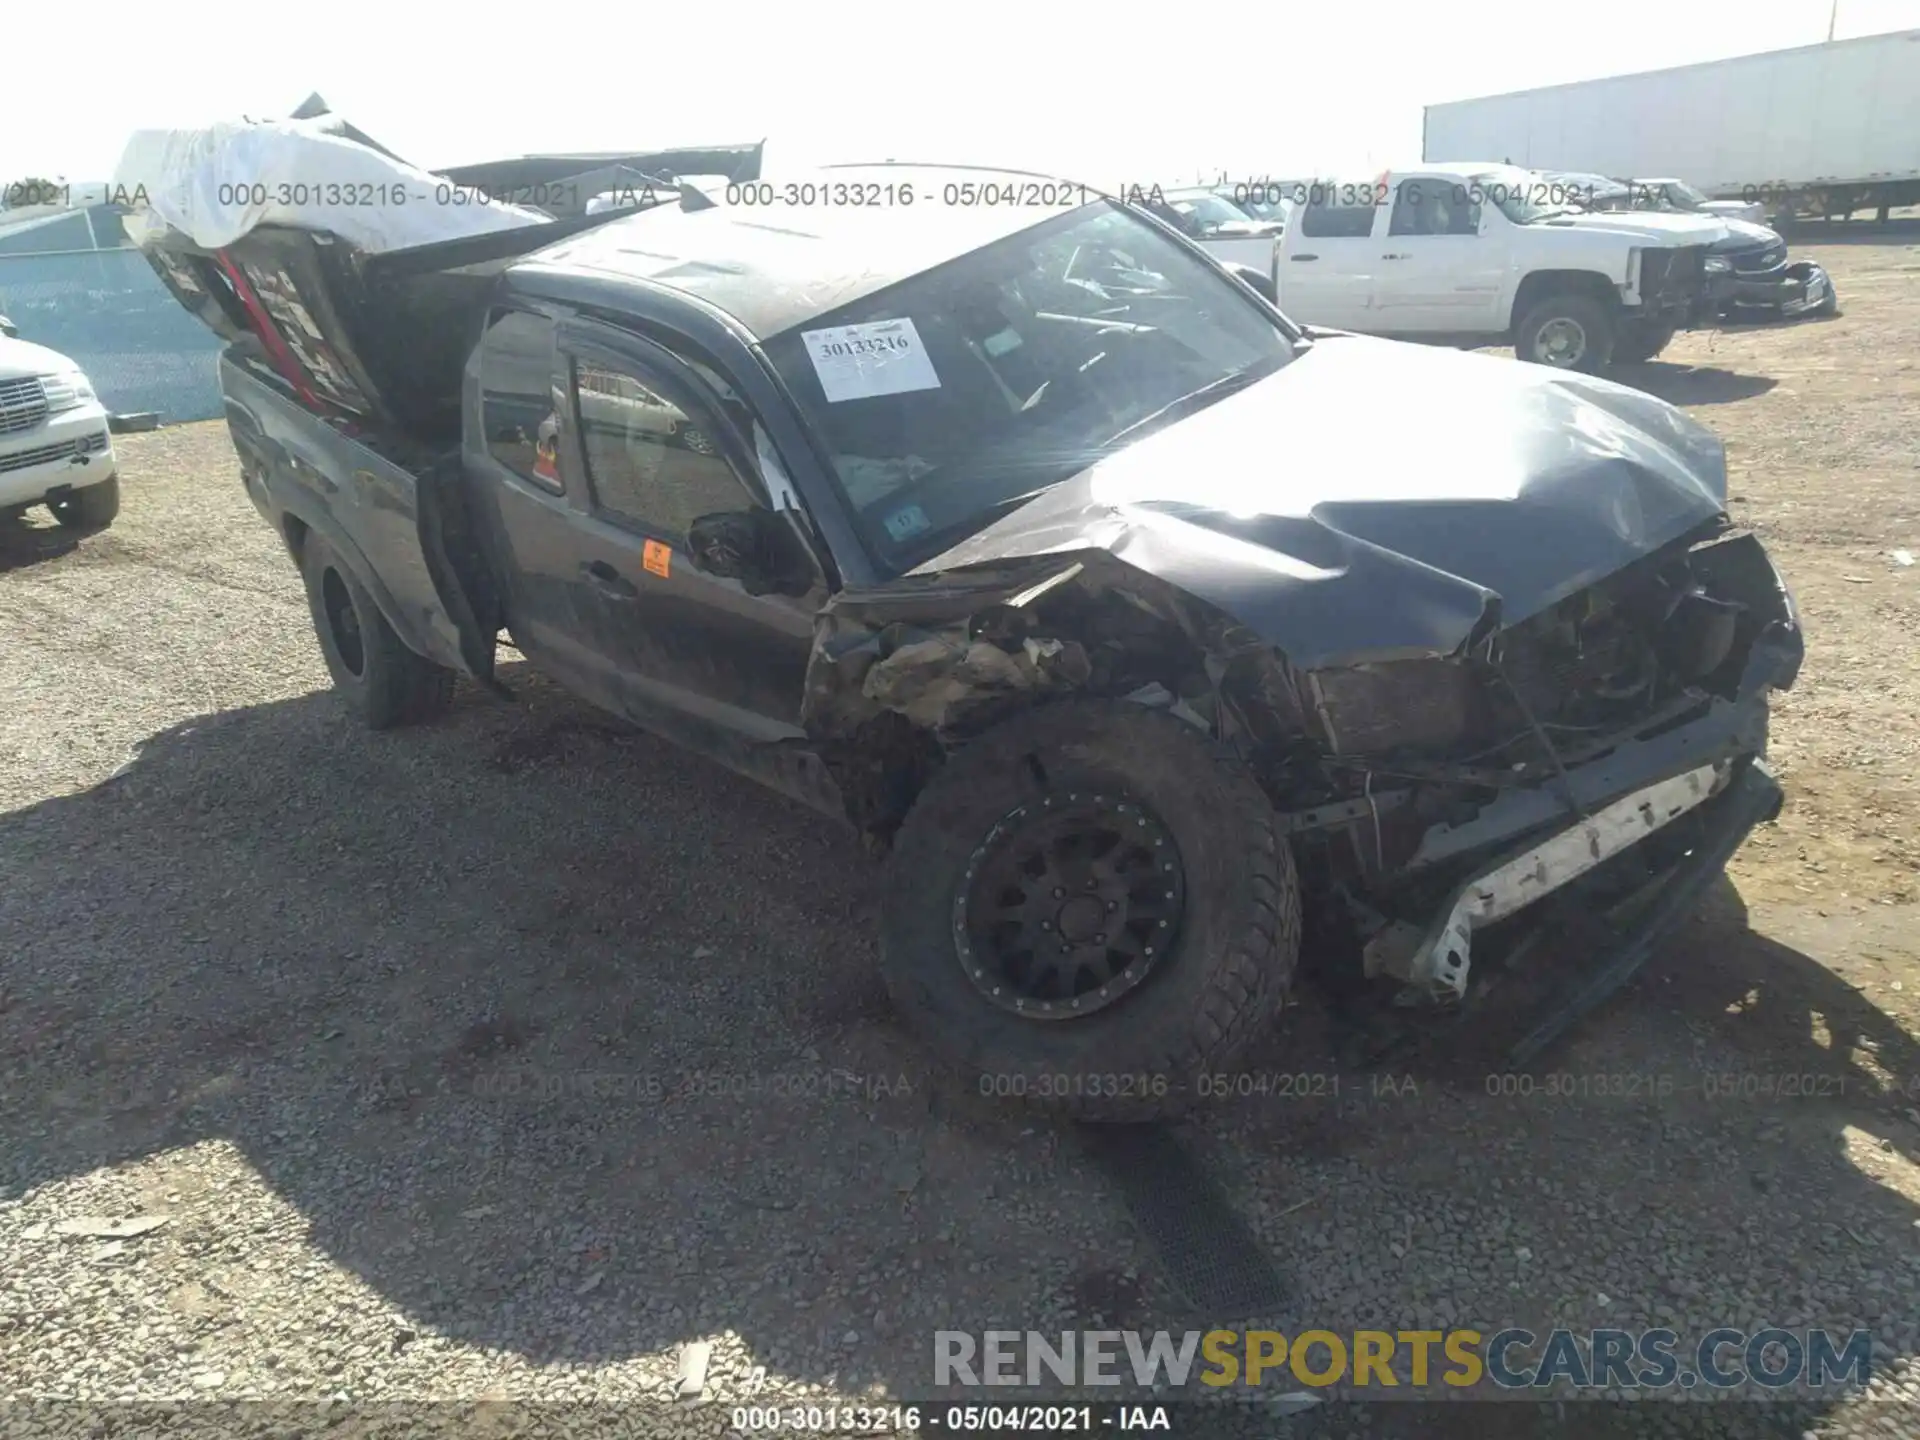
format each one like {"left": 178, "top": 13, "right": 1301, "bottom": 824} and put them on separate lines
{"left": 1167, "top": 192, "right": 1259, "bottom": 234}
{"left": 1230, "top": 191, "right": 1290, "bottom": 223}
{"left": 1664, "top": 180, "right": 1710, "bottom": 208}
{"left": 1477, "top": 171, "right": 1577, "bottom": 224}
{"left": 763, "top": 202, "right": 1296, "bottom": 573}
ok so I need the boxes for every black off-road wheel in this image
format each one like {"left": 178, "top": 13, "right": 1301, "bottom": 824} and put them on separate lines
{"left": 48, "top": 475, "right": 120, "bottom": 532}
{"left": 1515, "top": 293, "right": 1615, "bottom": 374}
{"left": 879, "top": 700, "right": 1301, "bottom": 1122}
{"left": 300, "top": 533, "right": 455, "bottom": 730}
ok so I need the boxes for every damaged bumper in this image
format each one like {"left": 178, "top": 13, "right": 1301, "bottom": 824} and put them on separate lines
{"left": 1711, "top": 261, "right": 1836, "bottom": 320}
{"left": 1369, "top": 756, "right": 1769, "bottom": 1003}
{"left": 1504, "top": 760, "right": 1783, "bottom": 1063}
{"left": 1341, "top": 526, "right": 1801, "bottom": 1021}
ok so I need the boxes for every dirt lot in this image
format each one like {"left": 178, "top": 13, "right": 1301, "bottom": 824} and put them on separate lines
{"left": 3, "top": 236, "right": 1919, "bottom": 1438}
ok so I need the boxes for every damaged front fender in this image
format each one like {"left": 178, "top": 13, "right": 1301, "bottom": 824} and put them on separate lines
{"left": 802, "top": 558, "right": 1091, "bottom": 737}
{"left": 802, "top": 552, "right": 1251, "bottom": 739}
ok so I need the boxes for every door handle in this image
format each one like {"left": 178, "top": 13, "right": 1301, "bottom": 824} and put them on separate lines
{"left": 1382, "top": 252, "right": 1409, "bottom": 260}
{"left": 1289, "top": 253, "right": 1318, "bottom": 262}
{"left": 580, "top": 559, "right": 638, "bottom": 599}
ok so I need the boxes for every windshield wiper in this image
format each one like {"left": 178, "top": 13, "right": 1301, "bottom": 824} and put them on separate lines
{"left": 1101, "top": 363, "right": 1277, "bottom": 450}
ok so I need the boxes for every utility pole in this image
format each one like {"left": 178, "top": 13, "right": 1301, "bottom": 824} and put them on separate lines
{"left": 1827, "top": 0, "right": 1838, "bottom": 41}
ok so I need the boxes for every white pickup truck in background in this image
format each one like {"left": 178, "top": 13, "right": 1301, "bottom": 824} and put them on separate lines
{"left": 1216, "top": 163, "right": 1730, "bottom": 371}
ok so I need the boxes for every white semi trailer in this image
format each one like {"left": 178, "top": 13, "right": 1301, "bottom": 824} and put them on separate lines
{"left": 1423, "top": 29, "right": 1920, "bottom": 222}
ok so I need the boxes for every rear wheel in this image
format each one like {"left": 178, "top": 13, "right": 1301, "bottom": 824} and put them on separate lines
{"left": 48, "top": 475, "right": 120, "bottom": 532}
{"left": 1515, "top": 293, "right": 1614, "bottom": 374}
{"left": 1611, "top": 319, "right": 1678, "bottom": 365}
{"left": 879, "top": 700, "right": 1301, "bottom": 1121}
{"left": 300, "top": 533, "right": 455, "bottom": 730}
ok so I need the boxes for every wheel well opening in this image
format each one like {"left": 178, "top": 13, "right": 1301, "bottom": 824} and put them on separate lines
{"left": 282, "top": 513, "right": 311, "bottom": 568}
{"left": 812, "top": 568, "right": 1286, "bottom": 849}
{"left": 1511, "top": 271, "right": 1617, "bottom": 333}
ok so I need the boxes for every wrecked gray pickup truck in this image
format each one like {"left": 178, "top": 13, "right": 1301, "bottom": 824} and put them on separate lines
{"left": 144, "top": 161, "right": 1802, "bottom": 1120}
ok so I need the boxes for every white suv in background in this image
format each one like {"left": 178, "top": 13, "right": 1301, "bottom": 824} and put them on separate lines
{"left": 0, "top": 318, "right": 120, "bottom": 532}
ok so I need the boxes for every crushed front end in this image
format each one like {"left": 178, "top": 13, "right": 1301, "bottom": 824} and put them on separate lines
{"left": 1265, "top": 517, "right": 1799, "bottom": 1050}
{"left": 1637, "top": 243, "right": 1716, "bottom": 327}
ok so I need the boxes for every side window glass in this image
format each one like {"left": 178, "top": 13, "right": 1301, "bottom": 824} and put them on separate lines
{"left": 1298, "top": 199, "right": 1377, "bottom": 239}
{"left": 572, "top": 360, "right": 759, "bottom": 539}
{"left": 1388, "top": 181, "right": 1429, "bottom": 236}
{"left": 1389, "top": 181, "right": 1480, "bottom": 237}
{"left": 479, "top": 309, "right": 560, "bottom": 491}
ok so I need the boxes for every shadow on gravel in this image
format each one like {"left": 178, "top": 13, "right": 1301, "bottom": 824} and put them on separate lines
{"left": 0, "top": 514, "right": 79, "bottom": 572}
{"left": 2, "top": 671, "right": 1913, "bottom": 1435}
{"left": 1612, "top": 364, "right": 1779, "bottom": 407}
{"left": 0, "top": 667, "right": 1148, "bottom": 1402}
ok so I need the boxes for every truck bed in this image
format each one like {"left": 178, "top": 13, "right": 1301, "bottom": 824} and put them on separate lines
{"left": 143, "top": 217, "right": 605, "bottom": 446}
{"left": 137, "top": 140, "right": 764, "bottom": 448}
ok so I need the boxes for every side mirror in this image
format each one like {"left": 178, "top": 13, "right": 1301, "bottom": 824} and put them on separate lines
{"left": 0, "top": 315, "right": 17, "bottom": 339}
{"left": 1224, "top": 262, "right": 1277, "bottom": 305}
{"left": 687, "top": 509, "right": 814, "bottom": 598}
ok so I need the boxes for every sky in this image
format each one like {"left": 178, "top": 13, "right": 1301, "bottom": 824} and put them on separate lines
{"left": 4, "top": 0, "right": 1920, "bottom": 187}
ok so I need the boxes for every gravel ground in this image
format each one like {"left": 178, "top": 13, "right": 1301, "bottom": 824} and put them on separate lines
{"left": 3, "top": 234, "right": 1919, "bottom": 1439}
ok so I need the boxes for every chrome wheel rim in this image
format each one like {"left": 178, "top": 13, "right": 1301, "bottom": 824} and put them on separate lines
{"left": 1535, "top": 317, "right": 1588, "bottom": 367}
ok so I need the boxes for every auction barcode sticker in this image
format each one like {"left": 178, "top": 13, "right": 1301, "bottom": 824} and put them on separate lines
{"left": 800, "top": 318, "right": 941, "bottom": 403}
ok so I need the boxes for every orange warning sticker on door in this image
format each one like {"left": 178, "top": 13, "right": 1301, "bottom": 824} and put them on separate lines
{"left": 642, "top": 539, "right": 672, "bottom": 578}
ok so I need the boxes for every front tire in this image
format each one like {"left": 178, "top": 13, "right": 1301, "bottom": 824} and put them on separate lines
{"left": 300, "top": 533, "right": 455, "bottom": 730}
{"left": 1611, "top": 319, "right": 1677, "bottom": 365}
{"left": 1515, "top": 293, "right": 1614, "bottom": 373}
{"left": 879, "top": 700, "right": 1301, "bottom": 1122}
{"left": 49, "top": 475, "right": 120, "bottom": 532}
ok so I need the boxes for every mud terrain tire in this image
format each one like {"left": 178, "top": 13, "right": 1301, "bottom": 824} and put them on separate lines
{"left": 301, "top": 534, "right": 456, "bottom": 730}
{"left": 880, "top": 700, "right": 1301, "bottom": 1122}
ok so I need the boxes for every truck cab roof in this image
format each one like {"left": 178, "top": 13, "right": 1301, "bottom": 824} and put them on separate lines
{"left": 508, "top": 165, "right": 1098, "bottom": 340}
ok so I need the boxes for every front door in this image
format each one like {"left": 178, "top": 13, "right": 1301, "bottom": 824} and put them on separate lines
{"left": 1279, "top": 184, "right": 1383, "bottom": 328}
{"left": 553, "top": 323, "right": 825, "bottom": 745}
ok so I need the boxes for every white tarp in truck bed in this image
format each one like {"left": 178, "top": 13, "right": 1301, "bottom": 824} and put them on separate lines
{"left": 113, "top": 118, "right": 553, "bottom": 254}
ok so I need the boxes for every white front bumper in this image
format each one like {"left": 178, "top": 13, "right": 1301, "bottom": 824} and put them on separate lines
{"left": 0, "top": 400, "right": 117, "bottom": 508}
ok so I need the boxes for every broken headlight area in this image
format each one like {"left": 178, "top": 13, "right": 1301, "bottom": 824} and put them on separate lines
{"left": 1274, "top": 522, "right": 1798, "bottom": 1009}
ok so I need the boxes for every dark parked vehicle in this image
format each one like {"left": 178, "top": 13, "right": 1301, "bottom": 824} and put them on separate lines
{"left": 142, "top": 164, "right": 1803, "bottom": 1119}
{"left": 1699, "top": 218, "right": 1838, "bottom": 322}
{"left": 1546, "top": 172, "right": 1838, "bottom": 324}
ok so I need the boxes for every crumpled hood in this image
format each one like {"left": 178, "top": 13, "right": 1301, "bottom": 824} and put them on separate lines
{"left": 1714, "top": 218, "right": 1785, "bottom": 249}
{"left": 919, "top": 334, "right": 1731, "bottom": 670}
{"left": 1544, "top": 210, "right": 1728, "bottom": 245}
